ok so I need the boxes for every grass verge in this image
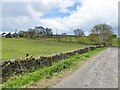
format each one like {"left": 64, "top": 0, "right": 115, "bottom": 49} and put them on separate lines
{"left": 112, "top": 38, "right": 120, "bottom": 48}
{"left": 1, "top": 47, "right": 106, "bottom": 88}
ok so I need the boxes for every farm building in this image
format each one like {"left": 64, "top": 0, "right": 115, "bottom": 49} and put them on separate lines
{"left": 2, "top": 32, "right": 13, "bottom": 38}
{"left": 61, "top": 33, "right": 67, "bottom": 36}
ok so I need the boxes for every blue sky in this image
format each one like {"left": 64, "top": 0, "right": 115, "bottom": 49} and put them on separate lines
{"left": 41, "top": 2, "right": 81, "bottom": 19}
{"left": 67, "top": 2, "right": 81, "bottom": 12}
{"left": 1, "top": 0, "right": 118, "bottom": 36}
{"left": 41, "top": 8, "right": 71, "bottom": 19}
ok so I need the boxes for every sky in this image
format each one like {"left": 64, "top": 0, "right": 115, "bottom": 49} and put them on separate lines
{"left": 1, "top": 0, "right": 119, "bottom": 36}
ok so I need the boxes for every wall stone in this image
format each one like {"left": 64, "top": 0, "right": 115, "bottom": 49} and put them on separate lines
{"left": 1, "top": 45, "right": 103, "bottom": 82}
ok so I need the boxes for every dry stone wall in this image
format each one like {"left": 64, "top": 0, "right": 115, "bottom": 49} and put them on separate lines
{"left": 1, "top": 45, "right": 103, "bottom": 82}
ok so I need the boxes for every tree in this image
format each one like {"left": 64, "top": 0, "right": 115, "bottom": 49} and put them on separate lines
{"left": 74, "top": 29, "right": 85, "bottom": 43}
{"left": 45, "top": 28, "right": 53, "bottom": 37}
{"left": 28, "top": 28, "right": 36, "bottom": 39}
{"left": 18, "top": 26, "right": 53, "bottom": 39}
{"left": 74, "top": 29, "right": 85, "bottom": 37}
{"left": 34, "top": 26, "right": 45, "bottom": 38}
{"left": 34, "top": 26, "right": 53, "bottom": 38}
{"left": 89, "top": 23, "right": 115, "bottom": 46}
{"left": 18, "top": 31, "right": 26, "bottom": 37}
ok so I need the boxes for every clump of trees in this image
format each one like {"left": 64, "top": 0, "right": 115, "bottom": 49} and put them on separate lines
{"left": 74, "top": 29, "right": 86, "bottom": 43}
{"left": 74, "top": 29, "right": 85, "bottom": 37}
{"left": 9, "top": 23, "right": 117, "bottom": 46}
{"left": 73, "top": 24, "right": 117, "bottom": 46}
{"left": 18, "top": 26, "right": 53, "bottom": 39}
{"left": 89, "top": 23, "right": 117, "bottom": 46}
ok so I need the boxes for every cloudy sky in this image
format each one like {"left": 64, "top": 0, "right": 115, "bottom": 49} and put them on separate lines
{"left": 1, "top": 0, "right": 119, "bottom": 36}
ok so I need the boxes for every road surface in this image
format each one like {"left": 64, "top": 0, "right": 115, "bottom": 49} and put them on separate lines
{"left": 52, "top": 47, "right": 118, "bottom": 88}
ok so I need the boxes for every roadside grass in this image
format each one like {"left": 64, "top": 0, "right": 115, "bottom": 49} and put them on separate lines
{"left": 2, "top": 38, "right": 87, "bottom": 60}
{"left": 112, "top": 38, "right": 120, "bottom": 47}
{"left": 1, "top": 47, "right": 106, "bottom": 88}
{"left": 0, "top": 38, "right": 2, "bottom": 59}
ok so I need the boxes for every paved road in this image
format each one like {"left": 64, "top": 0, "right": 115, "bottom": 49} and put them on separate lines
{"left": 52, "top": 47, "right": 118, "bottom": 88}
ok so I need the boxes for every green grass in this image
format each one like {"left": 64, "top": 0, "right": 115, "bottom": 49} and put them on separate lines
{"left": 112, "top": 38, "right": 120, "bottom": 47}
{"left": 2, "top": 37, "right": 119, "bottom": 60}
{"left": 48, "top": 36, "right": 120, "bottom": 47}
{"left": 0, "top": 38, "right": 2, "bottom": 59}
{"left": 47, "top": 36, "right": 91, "bottom": 43}
{"left": 2, "top": 38, "right": 87, "bottom": 60}
{"left": 1, "top": 47, "right": 106, "bottom": 88}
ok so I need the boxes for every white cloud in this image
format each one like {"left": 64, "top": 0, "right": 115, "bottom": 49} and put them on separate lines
{"left": 1, "top": 0, "right": 119, "bottom": 36}
{"left": 28, "top": 0, "right": 76, "bottom": 14}
{"left": 59, "top": 0, "right": 118, "bottom": 35}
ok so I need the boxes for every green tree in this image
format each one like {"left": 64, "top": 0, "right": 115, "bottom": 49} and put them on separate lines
{"left": 28, "top": 28, "right": 36, "bottom": 39}
{"left": 74, "top": 29, "right": 85, "bottom": 43}
{"left": 74, "top": 29, "right": 85, "bottom": 37}
{"left": 89, "top": 23, "right": 115, "bottom": 46}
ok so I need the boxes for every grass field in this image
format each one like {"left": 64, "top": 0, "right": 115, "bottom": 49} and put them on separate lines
{"left": 47, "top": 36, "right": 91, "bottom": 44}
{"left": 2, "top": 38, "right": 87, "bottom": 60}
{"left": 2, "top": 37, "right": 119, "bottom": 60}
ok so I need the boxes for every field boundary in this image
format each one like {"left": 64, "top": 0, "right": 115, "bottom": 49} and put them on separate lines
{"left": 1, "top": 45, "right": 103, "bottom": 82}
